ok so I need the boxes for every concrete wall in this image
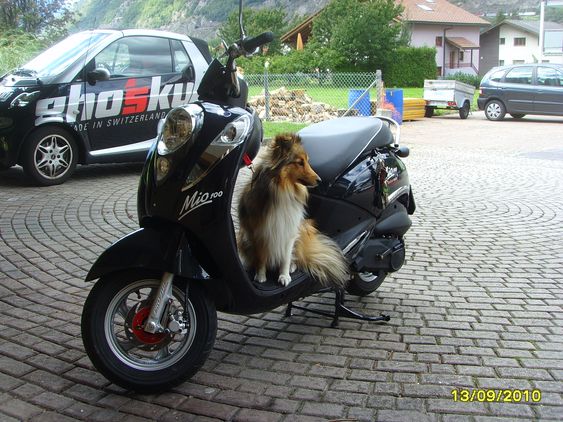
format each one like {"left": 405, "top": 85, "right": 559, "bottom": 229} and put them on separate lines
{"left": 480, "top": 25, "right": 563, "bottom": 70}
{"left": 499, "top": 26, "right": 540, "bottom": 64}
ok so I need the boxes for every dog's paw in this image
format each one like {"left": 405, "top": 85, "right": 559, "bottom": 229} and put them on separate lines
{"left": 278, "top": 274, "right": 291, "bottom": 286}
{"left": 290, "top": 262, "right": 297, "bottom": 273}
{"left": 254, "top": 272, "right": 267, "bottom": 283}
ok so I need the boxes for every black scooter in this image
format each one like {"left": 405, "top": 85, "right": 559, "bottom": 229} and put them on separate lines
{"left": 81, "top": 2, "right": 415, "bottom": 393}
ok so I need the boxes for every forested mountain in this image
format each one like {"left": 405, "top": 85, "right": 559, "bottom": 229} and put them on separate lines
{"left": 72, "top": 0, "right": 543, "bottom": 41}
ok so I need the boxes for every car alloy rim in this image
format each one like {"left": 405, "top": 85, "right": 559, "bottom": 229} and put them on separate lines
{"left": 487, "top": 103, "right": 501, "bottom": 119}
{"left": 34, "top": 134, "right": 73, "bottom": 179}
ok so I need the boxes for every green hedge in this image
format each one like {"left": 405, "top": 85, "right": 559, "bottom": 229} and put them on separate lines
{"left": 445, "top": 71, "right": 482, "bottom": 88}
{"left": 384, "top": 46, "right": 437, "bottom": 87}
{"left": 238, "top": 46, "right": 437, "bottom": 88}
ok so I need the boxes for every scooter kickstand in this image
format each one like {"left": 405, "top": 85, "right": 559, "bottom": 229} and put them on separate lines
{"left": 283, "top": 289, "right": 390, "bottom": 327}
{"left": 284, "top": 302, "right": 293, "bottom": 318}
{"left": 334, "top": 288, "right": 391, "bottom": 327}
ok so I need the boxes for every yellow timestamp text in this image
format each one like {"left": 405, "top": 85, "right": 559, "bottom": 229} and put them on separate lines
{"left": 451, "top": 389, "right": 542, "bottom": 403}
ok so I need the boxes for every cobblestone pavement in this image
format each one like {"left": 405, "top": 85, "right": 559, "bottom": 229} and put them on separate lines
{"left": 1, "top": 111, "right": 562, "bottom": 421}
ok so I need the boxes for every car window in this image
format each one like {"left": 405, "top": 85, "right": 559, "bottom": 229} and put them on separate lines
{"left": 94, "top": 36, "right": 173, "bottom": 78}
{"left": 504, "top": 67, "right": 533, "bottom": 84}
{"left": 537, "top": 67, "right": 562, "bottom": 87}
{"left": 171, "top": 40, "right": 192, "bottom": 73}
{"left": 23, "top": 32, "right": 111, "bottom": 79}
{"left": 95, "top": 41, "right": 130, "bottom": 76}
{"left": 488, "top": 69, "right": 505, "bottom": 82}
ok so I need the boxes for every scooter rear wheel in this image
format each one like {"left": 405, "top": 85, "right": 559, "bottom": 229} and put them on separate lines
{"left": 346, "top": 271, "right": 386, "bottom": 296}
{"left": 81, "top": 270, "right": 216, "bottom": 393}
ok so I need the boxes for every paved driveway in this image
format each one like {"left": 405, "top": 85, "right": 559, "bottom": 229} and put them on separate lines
{"left": 1, "top": 112, "right": 562, "bottom": 421}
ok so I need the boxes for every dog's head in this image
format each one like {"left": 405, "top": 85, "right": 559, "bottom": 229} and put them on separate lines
{"left": 270, "top": 133, "right": 321, "bottom": 188}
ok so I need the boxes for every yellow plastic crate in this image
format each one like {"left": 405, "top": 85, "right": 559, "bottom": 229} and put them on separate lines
{"left": 403, "top": 98, "right": 426, "bottom": 121}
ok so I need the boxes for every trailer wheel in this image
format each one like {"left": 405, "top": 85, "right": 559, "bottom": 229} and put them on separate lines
{"left": 459, "top": 101, "right": 470, "bottom": 119}
{"left": 424, "top": 106, "right": 434, "bottom": 118}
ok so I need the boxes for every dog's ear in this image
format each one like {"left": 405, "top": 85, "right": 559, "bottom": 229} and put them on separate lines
{"left": 271, "top": 133, "right": 300, "bottom": 160}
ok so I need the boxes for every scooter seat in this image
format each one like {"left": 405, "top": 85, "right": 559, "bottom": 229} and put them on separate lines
{"left": 299, "top": 117, "right": 393, "bottom": 184}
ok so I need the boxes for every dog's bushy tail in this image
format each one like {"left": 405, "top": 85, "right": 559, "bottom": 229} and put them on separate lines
{"left": 294, "top": 220, "right": 349, "bottom": 289}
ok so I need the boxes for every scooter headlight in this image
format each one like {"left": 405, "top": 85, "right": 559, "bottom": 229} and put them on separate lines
{"left": 212, "top": 114, "right": 252, "bottom": 146}
{"left": 183, "top": 114, "right": 253, "bottom": 190}
{"left": 157, "top": 104, "right": 203, "bottom": 155}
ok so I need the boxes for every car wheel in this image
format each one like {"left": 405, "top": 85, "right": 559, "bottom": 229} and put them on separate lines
{"left": 22, "top": 127, "right": 78, "bottom": 186}
{"left": 484, "top": 100, "right": 506, "bottom": 121}
{"left": 459, "top": 102, "right": 470, "bottom": 119}
{"left": 424, "top": 106, "right": 434, "bottom": 118}
{"left": 510, "top": 113, "right": 525, "bottom": 119}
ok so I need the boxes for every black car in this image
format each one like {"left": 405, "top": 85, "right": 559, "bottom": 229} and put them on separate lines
{"left": 0, "top": 29, "right": 211, "bottom": 185}
{"left": 478, "top": 63, "right": 563, "bottom": 121}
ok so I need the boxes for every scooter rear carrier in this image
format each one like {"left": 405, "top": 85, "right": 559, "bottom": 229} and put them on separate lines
{"left": 284, "top": 288, "right": 390, "bottom": 328}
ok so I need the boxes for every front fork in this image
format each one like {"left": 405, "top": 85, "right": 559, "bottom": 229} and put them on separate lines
{"left": 144, "top": 272, "right": 175, "bottom": 334}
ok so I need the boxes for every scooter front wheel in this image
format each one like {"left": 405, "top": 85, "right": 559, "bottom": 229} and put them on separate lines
{"left": 346, "top": 270, "right": 386, "bottom": 296}
{"left": 81, "top": 270, "right": 217, "bottom": 393}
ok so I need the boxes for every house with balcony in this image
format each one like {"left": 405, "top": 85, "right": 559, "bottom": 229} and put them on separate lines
{"left": 281, "top": 0, "right": 490, "bottom": 77}
{"left": 479, "top": 19, "right": 563, "bottom": 76}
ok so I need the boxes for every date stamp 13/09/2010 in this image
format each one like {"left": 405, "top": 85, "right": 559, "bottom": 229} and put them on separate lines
{"left": 451, "top": 389, "right": 542, "bottom": 403}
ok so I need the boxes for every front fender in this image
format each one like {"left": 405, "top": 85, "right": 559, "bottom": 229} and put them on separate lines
{"left": 85, "top": 226, "right": 206, "bottom": 281}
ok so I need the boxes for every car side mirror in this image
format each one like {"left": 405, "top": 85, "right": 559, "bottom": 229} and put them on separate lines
{"left": 87, "top": 68, "right": 111, "bottom": 85}
{"left": 181, "top": 65, "right": 195, "bottom": 82}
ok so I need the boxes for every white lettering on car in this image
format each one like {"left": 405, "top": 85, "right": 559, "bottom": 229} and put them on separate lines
{"left": 95, "top": 90, "right": 124, "bottom": 119}
{"left": 34, "top": 76, "right": 193, "bottom": 127}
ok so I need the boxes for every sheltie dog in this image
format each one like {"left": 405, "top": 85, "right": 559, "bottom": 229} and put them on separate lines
{"left": 237, "top": 133, "right": 349, "bottom": 288}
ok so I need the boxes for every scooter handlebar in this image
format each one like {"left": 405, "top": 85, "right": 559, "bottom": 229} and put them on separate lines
{"left": 241, "top": 32, "right": 274, "bottom": 53}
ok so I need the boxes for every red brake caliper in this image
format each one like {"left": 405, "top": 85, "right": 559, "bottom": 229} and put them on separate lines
{"left": 131, "top": 307, "right": 167, "bottom": 344}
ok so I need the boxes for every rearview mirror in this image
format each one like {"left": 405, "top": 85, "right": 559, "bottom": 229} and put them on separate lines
{"left": 181, "top": 65, "right": 196, "bottom": 82}
{"left": 87, "top": 68, "right": 110, "bottom": 85}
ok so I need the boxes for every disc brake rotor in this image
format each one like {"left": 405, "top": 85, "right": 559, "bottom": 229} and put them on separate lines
{"left": 124, "top": 301, "right": 171, "bottom": 350}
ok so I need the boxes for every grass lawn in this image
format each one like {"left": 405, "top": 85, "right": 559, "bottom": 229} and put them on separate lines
{"left": 262, "top": 121, "right": 308, "bottom": 138}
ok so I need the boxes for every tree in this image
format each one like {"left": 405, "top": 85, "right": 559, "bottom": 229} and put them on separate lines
{"left": 218, "top": 7, "right": 288, "bottom": 54}
{"left": 546, "top": 6, "right": 563, "bottom": 24}
{"left": 493, "top": 11, "right": 506, "bottom": 25}
{"left": 0, "top": 0, "right": 76, "bottom": 38}
{"left": 306, "top": 0, "right": 405, "bottom": 72}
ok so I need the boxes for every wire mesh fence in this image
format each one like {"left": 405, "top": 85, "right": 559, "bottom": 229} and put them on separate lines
{"left": 244, "top": 72, "right": 383, "bottom": 123}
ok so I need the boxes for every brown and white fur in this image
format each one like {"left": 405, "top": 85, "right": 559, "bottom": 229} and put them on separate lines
{"left": 237, "top": 133, "right": 349, "bottom": 288}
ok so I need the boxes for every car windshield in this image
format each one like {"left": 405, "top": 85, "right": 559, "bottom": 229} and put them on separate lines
{"left": 20, "top": 32, "right": 112, "bottom": 79}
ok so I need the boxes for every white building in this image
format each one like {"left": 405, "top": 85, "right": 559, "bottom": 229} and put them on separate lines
{"left": 480, "top": 19, "right": 563, "bottom": 75}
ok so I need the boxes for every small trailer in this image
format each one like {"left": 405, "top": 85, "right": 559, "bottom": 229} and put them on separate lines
{"left": 423, "top": 79, "right": 475, "bottom": 119}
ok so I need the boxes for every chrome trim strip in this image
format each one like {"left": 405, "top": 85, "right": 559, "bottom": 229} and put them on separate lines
{"left": 388, "top": 185, "right": 410, "bottom": 204}
{"left": 343, "top": 230, "right": 370, "bottom": 256}
{"left": 89, "top": 139, "right": 155, "bottom": 156}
